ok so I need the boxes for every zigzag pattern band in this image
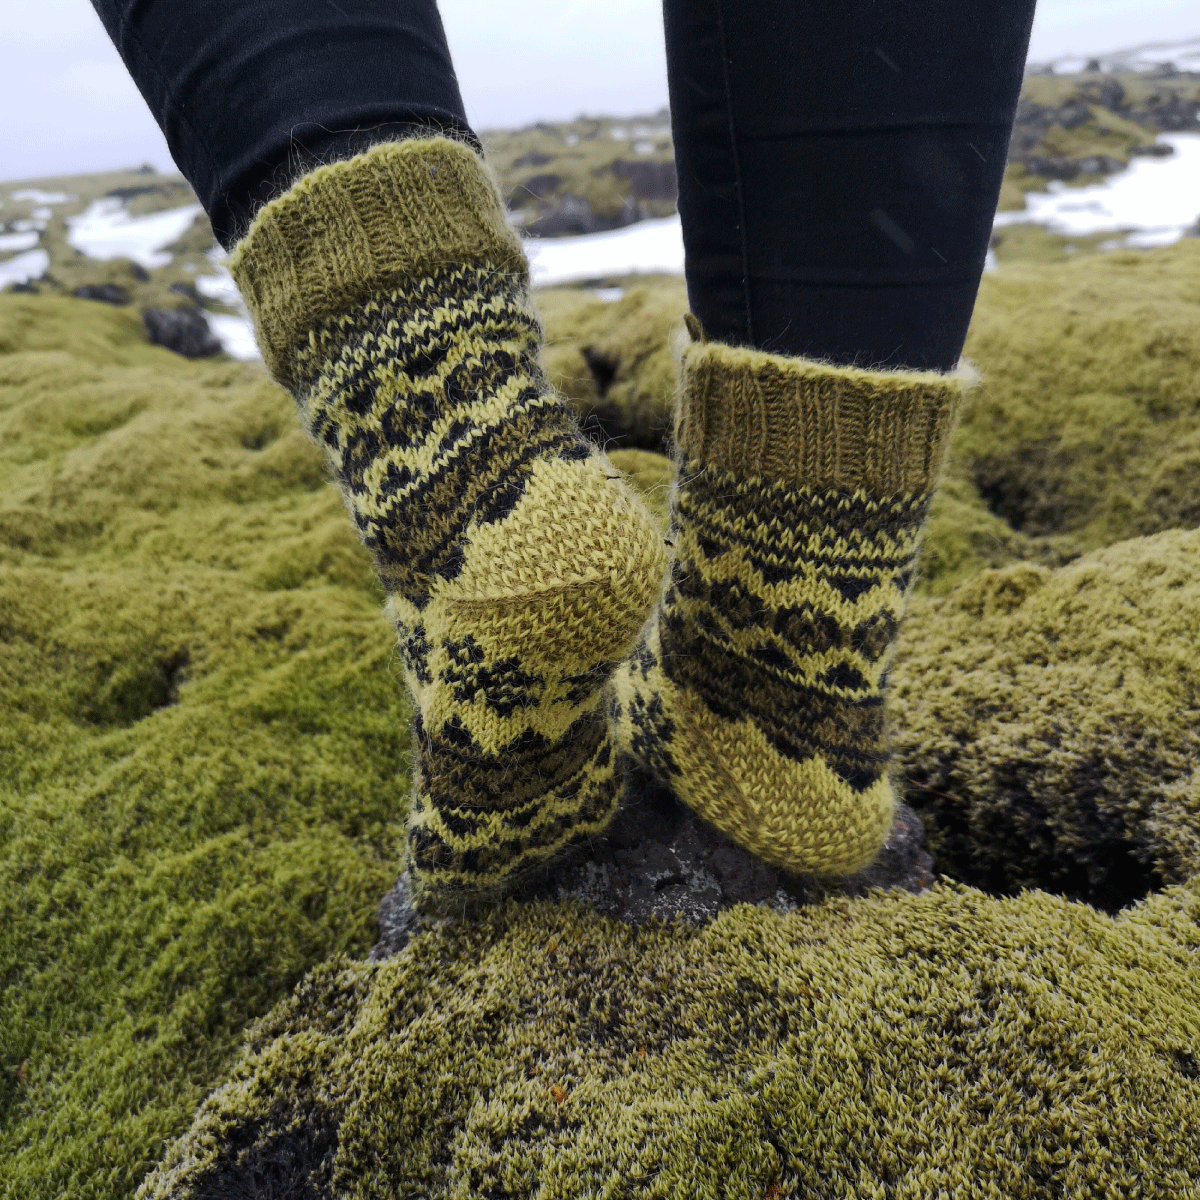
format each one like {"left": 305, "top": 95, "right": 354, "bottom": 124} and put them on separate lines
{"left": 293, "top": 265, "right": 592, "bottom": 603}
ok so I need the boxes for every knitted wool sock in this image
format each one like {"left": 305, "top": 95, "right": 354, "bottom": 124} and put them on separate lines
{"left": 612, "top": 327, "right": 967, "bottom": 875}
{"left": 230, "top": 138, "right": 666, "bottom": 911}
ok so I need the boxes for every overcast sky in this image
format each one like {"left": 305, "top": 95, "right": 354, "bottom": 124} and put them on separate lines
{"left": 3, "top": 0, "right": 1199, "bottom": 184}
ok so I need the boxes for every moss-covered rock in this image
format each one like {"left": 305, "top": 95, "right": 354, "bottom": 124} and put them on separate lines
{"left": 958, "top": 240, "right": 1200, "bottom": 549}
{"left": 892, "top": 530, "right": 1200, "bottom": 906}
{"left": 142, "top": 884, "right": 1200, "bottom": 1198}
{"left": 0, "top": 294, "right": 406, "bottom": 1196}
{"left": 538, "top": 279, "right": 686, "bottom": 451}
{"left": 481, "top": 113, "right": 678, "bottom": 235}
{"left": 5, "top": 234, "right": 1200, "bottom": 1196}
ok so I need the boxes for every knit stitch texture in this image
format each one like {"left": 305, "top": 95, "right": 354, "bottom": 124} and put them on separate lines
{"left": 613, "top": 335, "right": 968, "bottom": 874}
{"left": 230, "top": 139, "right": 667, "bottom": 910}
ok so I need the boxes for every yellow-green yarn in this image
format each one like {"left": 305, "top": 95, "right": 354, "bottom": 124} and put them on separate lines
{"left": 229, "top": 137, "right": 527, "bottom": 389}
{"left": 231, "top": 141, "right": 667, "bottom": 909}
{"left": 613, "top": 337, "right": 966, "bottom": 876}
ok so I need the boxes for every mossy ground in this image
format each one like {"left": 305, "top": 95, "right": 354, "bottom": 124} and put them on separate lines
{"left": 480, "top": 113, "right": 677, "bottom": 231}
{"left": 0, "top": 296, "right": 405, "bottom": 1194}
{"left": 143, "top": 884, "right": 1200, "bottom": 1198}
{"left": 3, "top": 231, "right": 1200, "bottom": 1192}
{"left": 893, "top": 532, "right": 1200, "bottom": 906}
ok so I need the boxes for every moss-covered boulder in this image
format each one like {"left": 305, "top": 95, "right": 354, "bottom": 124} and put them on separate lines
{"left": 892, "top": 530, "right": 1200, "bottom": 907}
{"left": 0, "top": 294, "right": 406, "bottom": 1196}
{"left": 957, "top": 240, "right": 1200, "bottom": 550}
{"left": 142, "top": 884, "right": 1200, "bottom": 1198}
{"left": 5, "top": 232, "right": 1200, "bottom": 1197}
{"left": 538, "top": 279, "right": 686, "bottom": 451}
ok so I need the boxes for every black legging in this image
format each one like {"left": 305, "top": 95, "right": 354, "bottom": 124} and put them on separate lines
{"left": 91, "top": 0, "right": 1036, "bottom": 371}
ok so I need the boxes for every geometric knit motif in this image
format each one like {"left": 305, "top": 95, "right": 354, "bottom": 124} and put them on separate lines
{"left": 612, "top": 462, "right": 933, "bottom": 878}
{"left": 292, "top": 262, "right": 667, "bottom": 910}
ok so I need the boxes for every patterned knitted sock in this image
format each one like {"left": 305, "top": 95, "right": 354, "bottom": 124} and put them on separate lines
{"left": 230, "top": 138, "right": 667, "bottom": 911}
{"left": 612, "top": 325, "right": 968, "bottom": 876}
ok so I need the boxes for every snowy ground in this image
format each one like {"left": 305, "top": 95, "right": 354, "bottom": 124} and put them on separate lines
{"left": 994, "top": 133, "right": 1200, "bottom": 248}
{"left": 0, "top": 250, "right": 49, "bottom": 290}
{"left": 2, "top": 135, "right": 1198, "bottom": 360}
{"left": 65, "top": 199, "right": 204, "bottom": 270}
{"left": 526, "top": 215, "right": 685, "bottom": 287}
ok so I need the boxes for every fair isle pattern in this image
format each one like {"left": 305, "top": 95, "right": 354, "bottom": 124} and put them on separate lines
{"left": 293, "top": 264, "right": 585, "bottom": 602}
{"left": 608, "top": 337, "right": 965, "bottom": 877}
{"left": 612, "top": 464, "right": 933, "bottom": 876}
{"left": 292, "top": 262, "right": 666, "bottom": 909}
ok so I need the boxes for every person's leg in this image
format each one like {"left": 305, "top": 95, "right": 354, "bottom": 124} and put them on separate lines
{"left": 664, "top": 0, "right": 1038, "bottom": 370}
{"left": 91, "top": 2, "right": 668, "bottom": 910}
{"left": 90, "top": 0, "right": 476, "bottom": 246}
{"left": 613, "top": 1, "right": 1034, "bottom": 875}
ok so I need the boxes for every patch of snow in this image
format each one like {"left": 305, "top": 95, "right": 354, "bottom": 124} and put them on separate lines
{"left": 633, "top": 140, "right": 655, "bottom": 155}
{"left": 206, "top": 313, "right": 260, "bottom": 360}
{"left": 0, "top": 249, "right": 49, "bottom": 289}
{"left": 0, "top": 231, "right": 39, "bottom": 252}
{"left": 30, "top": 207, "right": 52, "bottom": 221}
{"left": 610, "top": 127, "right": 628, "bottom": 140}
{"left": 983, "top": 248, "right": 999, "bottom": 273}
{"left": 194, "top": 269, "right": 242, "bottom": 308}
{"left": 10, "top": 189, "right": 75, "bottom": 205}
{"left": 66, "top": 198, "right": 204, "bottom": 270}
{"left": 564, "top": 133, "right": 579, "bottom": 146}
{"left": 593, "top": 286, "right": 625, "bottom": 302}
{"left": 994, "top": 134, "right": 1200, "bottom": 248}
{"left": 527, "top": 216, "right": 684, "bottom": 287}
{"left": 1122, "top": 228, "right": 1188, "bottom": 249}
{"left": 12, "top": 218, "right": 47, "bottom": 233}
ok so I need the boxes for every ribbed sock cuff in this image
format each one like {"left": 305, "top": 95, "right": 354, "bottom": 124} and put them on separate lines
{"left": 229, "top": 137, "right": 527, "bottom": 388}
{"left": 675, "top": 334, "right": 974, "bottom": 496}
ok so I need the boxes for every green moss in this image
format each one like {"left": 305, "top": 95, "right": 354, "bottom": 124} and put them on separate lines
{"left": 892, "top": 528, "right": 1200, "bottom": 905}
{"left": 0, "top": 293, "right": 405, "bottom": 1196}
{"left": 958, "top": 240, "right": 1200, "bottom": 548}
{"left": 142, "top": 884, "right": 1200, "bottom": 1197}
{"left": 538, "top": 277, "right": 687, "bottom": 450}
{"left": 5, "top": 206, "right": 1200, "bottom": 1197}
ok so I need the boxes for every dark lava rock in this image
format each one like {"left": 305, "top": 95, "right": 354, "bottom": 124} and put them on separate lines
{"left": 143, "top": 306, "right": 222, "bottom": 358}
{"left": 169, "top": 281, "right": 203, "bottom": 304}
{"left": 512, "top": 150, "right": 555, "bottom": 169}
{"left": 610, "top": 158, "right": 678, "bottom": 203}
{"left": 1130, "top": 142, "right": 1175, "bottom": 158}
{"left": 370, "top": 763, "right": 934, "bottom": 959}
{"left": 1131, "top": 90, "right": 1200, "bottom": 132}
{"left": 74, "top": 283, "right": 131, "bottom": 305}
{"left": 523, "top": 195, "right": 615, "bottom": 238}
{"left": 509, "top": 172, "right": 563, "bottom": 203}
